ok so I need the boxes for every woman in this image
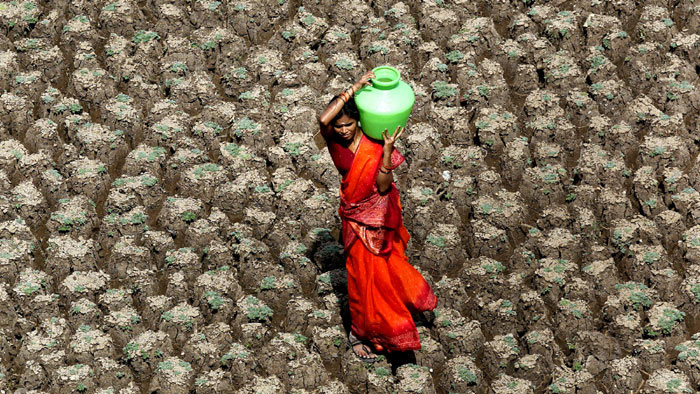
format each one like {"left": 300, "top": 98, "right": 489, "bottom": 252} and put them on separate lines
{"left": 318, "top": 70, "right": 438, "bottom": 361}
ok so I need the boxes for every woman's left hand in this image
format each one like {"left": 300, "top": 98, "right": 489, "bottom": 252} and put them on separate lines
{"left": 382, "top": 125, "right": 405, "bottom": 153}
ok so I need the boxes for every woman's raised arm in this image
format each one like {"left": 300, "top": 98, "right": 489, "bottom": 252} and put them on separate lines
{"left": 376, "top": 125, "right": 405, "bottom": 194}
{"left": 318, "top": 96, "right": 345, "bottom": 136}
{"left": 318, "top": 71, "right": 375, "bottom": 135}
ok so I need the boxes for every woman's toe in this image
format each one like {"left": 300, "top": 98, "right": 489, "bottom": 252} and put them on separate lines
{"left": 361, "top": 344, "right": 376, "bottom": 358}
{"left": 353, "top": 343, "right": 374, "bottom": 358}
{"left": 356, "top": 344, "right": 368, "bottom": 357}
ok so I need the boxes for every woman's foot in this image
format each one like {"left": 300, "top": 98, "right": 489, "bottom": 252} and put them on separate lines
{"left": 348, "top": 332, "right": 377, "bottom": 362}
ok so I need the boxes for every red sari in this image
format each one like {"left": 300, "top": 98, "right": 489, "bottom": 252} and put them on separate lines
{"left": 326, "top": 132, "right": 438, "bottom": 352}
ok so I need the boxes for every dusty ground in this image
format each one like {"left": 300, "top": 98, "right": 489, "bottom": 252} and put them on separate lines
{"left": 1, "top": 0, "right": 700, "bottom": 393}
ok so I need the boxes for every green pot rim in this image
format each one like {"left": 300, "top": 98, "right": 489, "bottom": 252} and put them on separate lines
{"left": 371, "top": 66, "right": 400, "bottom": 90}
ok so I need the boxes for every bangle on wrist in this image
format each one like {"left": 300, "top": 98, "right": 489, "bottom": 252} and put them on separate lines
{"left": 382, "top": 160, "right": 401, "bottom": 171}
{"left": 379, "top": 165, "right": 392, "bottom": 174}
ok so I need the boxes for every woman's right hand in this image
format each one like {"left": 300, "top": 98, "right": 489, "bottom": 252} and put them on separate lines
{"left": 381, "top": 125, "right": 405, "bottom": 154}
{"left": 353, "top": 70, "right": 375, "bottom": 93}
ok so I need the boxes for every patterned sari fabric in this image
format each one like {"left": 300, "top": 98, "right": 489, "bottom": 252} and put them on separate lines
{"left": 328, "top": 132, "right": 438, "bottom": 352}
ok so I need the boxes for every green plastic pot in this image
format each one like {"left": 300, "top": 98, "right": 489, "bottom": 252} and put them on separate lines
{"left": 354, "top": 66, "right": 415, "bottom": 140}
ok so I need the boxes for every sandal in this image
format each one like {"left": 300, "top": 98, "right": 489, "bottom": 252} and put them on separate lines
{"left": 347, "top": 332, "right": 377, "bottom": 363}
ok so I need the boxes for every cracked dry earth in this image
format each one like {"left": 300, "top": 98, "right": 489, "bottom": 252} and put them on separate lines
{"left": 1, "top": 0, "right": 700, "bottom": 393}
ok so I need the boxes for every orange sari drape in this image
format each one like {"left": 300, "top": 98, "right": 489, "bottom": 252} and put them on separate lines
{"left": 337, "top": 133, "right": 438, "bottom": 352}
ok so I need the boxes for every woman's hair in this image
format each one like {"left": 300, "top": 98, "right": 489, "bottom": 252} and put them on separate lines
{"left": 329, "top": 95, "right": 360, "bottom": 123}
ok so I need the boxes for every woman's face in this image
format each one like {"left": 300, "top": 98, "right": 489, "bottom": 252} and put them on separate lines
{"left": 333, "top": 114, "right": 357, "bottom": 142}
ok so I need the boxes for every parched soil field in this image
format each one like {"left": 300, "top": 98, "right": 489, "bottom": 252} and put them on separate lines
{"left": 1, "top": 0, "right": 700, "bottom": 392}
